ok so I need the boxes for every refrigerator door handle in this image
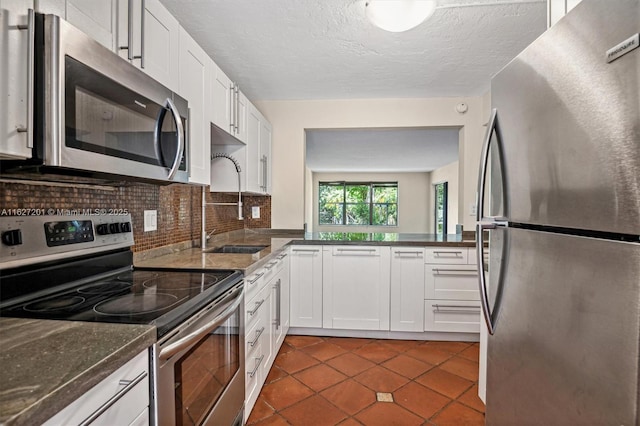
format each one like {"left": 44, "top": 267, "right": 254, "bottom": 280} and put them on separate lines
{"left": 477, "top": 108, "right": 497, "bottom": 222}
{"left": 477, "top": 221, "right": 506, "bottom": 335}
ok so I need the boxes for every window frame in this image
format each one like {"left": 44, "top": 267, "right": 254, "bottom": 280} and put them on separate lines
{"left": 318, "top": 181, "right": 398, "bottom": 227}
{"left": 434, "top": 181, "right": 448, "bottom": 234}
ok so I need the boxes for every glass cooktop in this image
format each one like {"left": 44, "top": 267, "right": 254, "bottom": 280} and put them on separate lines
{"left": 1, "top": 269, "right": 243, "bottom": 337}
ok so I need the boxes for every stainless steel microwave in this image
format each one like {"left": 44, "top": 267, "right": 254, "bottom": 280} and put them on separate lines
{"left": 16, "top": 13, "right": 189, "bottom": 183}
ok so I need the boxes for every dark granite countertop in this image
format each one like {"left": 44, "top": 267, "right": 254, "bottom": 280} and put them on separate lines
{"left": 0, "top": 318, "right": 155, "bottom": 426}
{"left": 134, "top": 229, "right": 476, "bottom": 275}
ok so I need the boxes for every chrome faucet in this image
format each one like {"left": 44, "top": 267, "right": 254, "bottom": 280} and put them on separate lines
{"left": 202, "top": 153, "right": 244, "bottom": 251}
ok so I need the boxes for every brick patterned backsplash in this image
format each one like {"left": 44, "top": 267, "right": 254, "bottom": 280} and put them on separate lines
{"left": 0, "top": 179, "right": 271, "bottom": 252}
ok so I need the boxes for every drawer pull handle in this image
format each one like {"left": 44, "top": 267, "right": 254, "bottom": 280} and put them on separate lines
{"left": 433, "top": 251, "right": 463, "bottom": 256}
{"left": 247, "top": 299, "right": 265, "bottom": 316}
{"left": 432, "top": 304, "right": 481, "bottom": 313}
{"left": 292, "top": 248, "right": 320, "bottom": 252}
{"left": 432, "top": 268, "right": 477, "bottom": 274}
{"left": 248, "top": 355, "right": 265, "bottom": 378}
{"left": 337, "top": 248, "right": 376, "bottom": 252}
{"left": 264, "top": 262, "right": 276, "bottom": 270}
{"left": 79, "top": 371, "right": 147, "bottom": 426}
{"left": 277, "top": 253, "right": 288, "bottom": 259}
{"left": 248, "top": 327, "right": 265, "bottom": 347}
{"left": 395, "top": 251, "right": 423, "bottom": 255}
{"left": 248, "top": 272, "right": 264, "bottom": 284}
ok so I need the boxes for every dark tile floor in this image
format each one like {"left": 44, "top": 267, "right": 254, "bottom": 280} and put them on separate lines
{"left": 246, "top": 335, "right": 485, "bottom": 425}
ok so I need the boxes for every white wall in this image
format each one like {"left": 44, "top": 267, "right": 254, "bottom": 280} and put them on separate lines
{"left": 312, "top": 172, "right": 430, "bottom": 233}
{"left": 429, "top": 161, "right": 459, "bottom": 234}
{"left": 255, "top": 97, "right": 486, "bottom": 231}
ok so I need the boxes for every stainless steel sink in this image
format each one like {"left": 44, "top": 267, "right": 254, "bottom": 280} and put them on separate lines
{"left": 208, "top": 245, "right": 268, "bottom": 254}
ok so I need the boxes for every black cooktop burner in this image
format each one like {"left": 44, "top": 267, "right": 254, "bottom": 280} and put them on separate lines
{"left": 94, "top": 293, "right": 182, "bottom": 316}
{"left": 78, "top": 281, "right": 131, "bottom": 295}
{"left": 24, "top": 296, "right": 86, "bottom": 312}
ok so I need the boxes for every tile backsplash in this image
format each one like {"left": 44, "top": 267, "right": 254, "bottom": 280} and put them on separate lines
{"left": 0, "top": 179, "right": 271, "bottom": 252}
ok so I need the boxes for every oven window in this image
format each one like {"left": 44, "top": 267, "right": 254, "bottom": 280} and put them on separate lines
{"left": 64, "top": 56, "right": 185, "bottom": 170}
{"left": 174, "top": 308, "right": 240, "bottom": 426}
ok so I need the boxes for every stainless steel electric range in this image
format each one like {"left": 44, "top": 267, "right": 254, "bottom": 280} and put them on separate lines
{"left": 0, "top": 214, "right": 245, "bottom": 426}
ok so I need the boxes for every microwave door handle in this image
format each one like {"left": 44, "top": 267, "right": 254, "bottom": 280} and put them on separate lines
{"left": 164, "top": 98, "right": 185, "bottom": 180}
{"left": 153, "top": 104, "right": 168, "bottom": 167}
{"left": 14, "top": 9, "right": 34, "bottom": 149}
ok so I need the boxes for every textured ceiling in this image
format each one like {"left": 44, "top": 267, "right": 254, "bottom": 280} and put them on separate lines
{"left": 160, "top": 0, "right": 547, "bottom": 101}
{"left": 305, "top": 128, "right": 460, "bottom": 172}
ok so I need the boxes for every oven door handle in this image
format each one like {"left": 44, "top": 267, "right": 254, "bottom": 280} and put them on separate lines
{"left": 159, "top": 288, "right": 243, "bottom": 362}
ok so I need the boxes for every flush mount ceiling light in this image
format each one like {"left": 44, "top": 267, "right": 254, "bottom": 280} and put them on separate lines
{"left": 365, "top": 0, "right": 437, "bottom": 32}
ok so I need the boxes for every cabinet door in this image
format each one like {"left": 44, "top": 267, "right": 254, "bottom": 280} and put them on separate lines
{"left": 66, "top": 0, "right": 116, "bottom": 50}
{"left": 290, "top": 246, "right": 323, "bottom": 328}
{"left": 259, "top": 284, "right": 274, "bottom": 380}
{"left": 140, "top": 0, "right": 179, "bottom": 90}
{"left": 245, "top": 104, "right": 261, "bottom": 193}
{"left": 259, "top": 115, "right": 272, "bottom": 194}
{"left": 323, "top": 246, "right": 391, "bottom": 331}
{"left": 0, "top": 1, "right": 34, "bottom": 159}
{"left": 178, "top": 27, "right": 211, "bottom": 185}
{"left": 212, "top": 62, "right": 233, "bottom": 132}
{"left": 279, "top": 252, "right": 291, "bottom": 336}
{"left": 390, "top": 247, "right": 425, "bottom": 332}
{"left": 235, "top": 90, "right": 248, "bottom": 143}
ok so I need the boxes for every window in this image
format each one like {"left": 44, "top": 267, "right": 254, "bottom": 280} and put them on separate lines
{"left": 319, "top": 182, "right": 398, "bottom": 226}
{"left": 434, "top": 182, "right": 448, "bottom": 234}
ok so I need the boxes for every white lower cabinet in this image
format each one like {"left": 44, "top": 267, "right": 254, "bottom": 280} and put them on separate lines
{"left": 424, "top": 247, "right": 480, "bottom": 333}
{"left": 424, "top": 300, "right": 482, "bottom": 333}
{"left": 322, "top": 246, "right": 390, "bottom": 330}
{"left": 43, "top": 350, "right": 149, "bottom": 426}
{"left": 289, "top": 246, "right": 323, "bottom": 328}
{"left": 244, "top": 249, "right": 290, "bottom": 421}
{"left": 390, "top": 247, "right": 425, "bottom": 332}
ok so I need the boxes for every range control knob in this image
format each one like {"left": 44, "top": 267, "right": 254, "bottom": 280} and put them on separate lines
{"left": 109, "top": 223, "right": 120, "bottom": 234}
{"left": 119, "top": 222, "right": 132, "bottom": 233}
{"left": 96, "top": 224, "right": 110, "bottom": 235}
{"left": 1, "top": 229, "right": 23, "bottom": 246}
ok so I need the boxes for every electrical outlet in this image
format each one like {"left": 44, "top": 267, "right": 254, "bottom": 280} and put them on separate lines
{"left": 251, "top": 206, "right": 260, "bottom": 219}
{"left": 470, "top": 203, "right": 477, "bottom": 216}
{"left": 144, "top": 210, "right": 157, "bottom": 232}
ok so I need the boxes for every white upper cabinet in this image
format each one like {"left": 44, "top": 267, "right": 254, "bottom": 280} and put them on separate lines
{"left": 66, "top": 0, "right": 117, "bottom": 50}
{"left": 1, "top": 0, "right": 34, "bottom": 159}
{"left": 245, "top": 103, "right": 272, "bottom": 195}
{"left": 178, "top": 27, "right": 212, "bottom": 185}
{"left": 116, "top": 0, "right": 179, "bottom": 90}
{"left": 212, "top": 62, "right": 233, "bottom": 133}
{"left": 211, "top": 62, "right": 247, "bottom": 143}
{"left": 547, "top": 0, "right": 583, "bottom": 27}
{"left": 259, "top": 115, "right": 272, "bottom": 195}
{"left": 322, "top": 246, "right": 391, "bottom": 331}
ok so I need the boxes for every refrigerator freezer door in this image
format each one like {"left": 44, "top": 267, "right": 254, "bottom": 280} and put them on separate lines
{"left": 492, "top": 0, "right": 640, "bottom": 235}
{"left": 486, "top": 227, "right": 640, "bottom": 425}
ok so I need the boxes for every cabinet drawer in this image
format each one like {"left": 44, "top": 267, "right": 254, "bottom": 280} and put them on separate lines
{"left": 424, "top": 299, "right": 481, "bottom": 333}
{"left": 425, "top": 265, "right": 479, "bottom": 301}
{"left": 245, "top": 270, "right": 266, "bottom": 301}
{"left": 468, "top": 248, "right": 478, "bottom": 265}
{"left": 245, "top": 285, "right": 269, "bottom": 330}
{"left": 245, "top": 314, "right": 267, "bottom": 359}
{"left": 44, "top": 350, "right": 149, "bottom": 426}
{"left": 425, "top": 248, "right": 468, "bottom": 264}
{"left": 245, "top": 339, "right": 264, "bottom": 421}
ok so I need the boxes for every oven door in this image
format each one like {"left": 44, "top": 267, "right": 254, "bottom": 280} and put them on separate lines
{"left": 154, "top": 284, "right": 245, "bottom": 426}
{"left": 37, "top": 13, "right": 188, "bottom": 183}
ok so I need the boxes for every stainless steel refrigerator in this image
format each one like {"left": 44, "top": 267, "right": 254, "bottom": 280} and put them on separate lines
{"left": 476, "top": 0, "right": 640, "bottom": 424}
